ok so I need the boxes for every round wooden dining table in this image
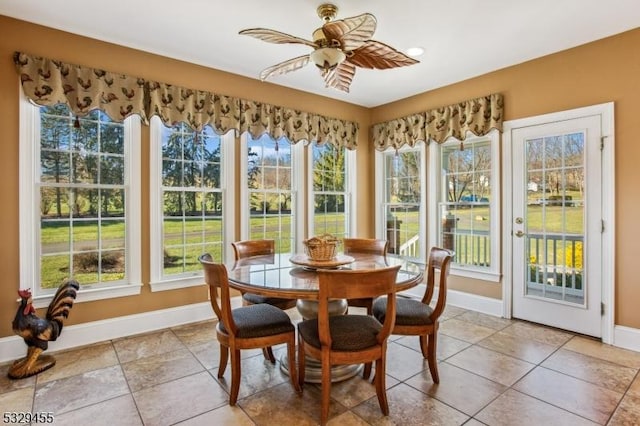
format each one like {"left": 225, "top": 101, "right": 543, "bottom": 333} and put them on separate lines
{"left": 226, "top": 252, "right": 424, "bottom": 301}
{"left": 227, "top": 252, "right": 424, "bottom": 383}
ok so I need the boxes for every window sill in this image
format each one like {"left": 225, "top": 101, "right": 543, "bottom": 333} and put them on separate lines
{"left": 32, "top": 282, "right": 143, "bottom": 309}
{"left": 450, "top": 267, "right": 501, "bottom": 283}
{"left": 150, "top": 275, "right": 205, "bottom": 292}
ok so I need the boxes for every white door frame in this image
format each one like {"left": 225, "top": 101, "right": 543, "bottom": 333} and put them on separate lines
{"left": 502, "top": 102, "right": 615, "bottom": 344}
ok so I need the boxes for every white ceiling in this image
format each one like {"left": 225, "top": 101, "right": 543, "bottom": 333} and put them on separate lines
{"left": 2, "top": 0, "right": 639, "bottom": 107}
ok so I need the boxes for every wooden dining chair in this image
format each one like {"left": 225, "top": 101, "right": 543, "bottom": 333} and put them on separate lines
{"left": 297, "top": 264, "right": 400, "bottom": 425}
{"left": 343, "top": 238, "right": 389, "bottom": 314}
{"left": 231, "top": 239, "right": 297, "bottom": 309}
{"left": 372, "top": 247, "right": 454, "bottom": 384}
{"left": 199, "top": 253, "right": 300, "bottom": 405}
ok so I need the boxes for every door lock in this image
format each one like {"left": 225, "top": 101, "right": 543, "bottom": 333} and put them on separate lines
{"left": 514, "top": 230, "right": 525, "bottom": 238}
{"left": 515, "top": 217, "right": 524, "bottom": 224}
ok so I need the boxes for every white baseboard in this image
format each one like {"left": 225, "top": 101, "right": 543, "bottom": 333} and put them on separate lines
{"left": 0, "top": 302, "right": 214, "bottom": 364}
{"left": 614, "top": 325, "right": 640, "bottom": 352}
{"left": 401, "top": 284, "right": 503, "bottom": 317}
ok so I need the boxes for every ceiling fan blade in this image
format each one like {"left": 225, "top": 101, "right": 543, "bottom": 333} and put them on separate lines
{"left": 322, "top": 13, "right": 376, "bottom": 51}
{"left": 239, "top": 28, "right": 317, "bottom": 48}
{"left": 259, "top": 54, "right": 311, "bottom": 81}
{"left": 348, "top": 40, "right": 419, "bottom": 69}
{"left": 323, "top": 61, "right": 356, "bottom": 93}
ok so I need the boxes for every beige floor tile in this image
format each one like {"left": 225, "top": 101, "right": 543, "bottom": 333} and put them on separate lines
{"left": 440, "top": 318, "right": 496, "bottom": 343}
{"left": 463, "top": 419, "right": 487, "bottom": 426}
{"left": 133, "top": 371, "right": 228, "bottom": 425}
{"left": 328, "top": 373, "right": 383, "bottom": 409}
{"left": 513, "top": 366, "right": 622, "bottom": 424}
{"left": 52, "top": 394, "right": 142, "bottom": 426}
{"left": 477, "top": 330, "right": 559, "bottom": 364}
{"left": 447, "top": 345, "right": 535, "bottom": 386}
{"left": 563, "top": 336, "right": 640, "bottom": 369}
{"left": 439, "top": 305, "right": 468, "bottom": 321}
{"left": 33, "top": 365, "right": 129, "bottom": 415}
{"left": 405, "top": 361, "right": 507, "bottom": 416}
{"left": 0, "top": 387, "right": 34, "bottom": 413}
{"left": 0, "top": 363, "right": 36, "bottom": 395}
{"left": 240, "top": 381, "right": 347, "bottom": 425}
{"left": 177, "top": 404, "right": 255, "bottom": 426}
{"left": 327, "top": 410, "right": 370, "bottom": 425}
{"left": 627, "top": 373, "right": 640, "bottom": 398}
{"left": 353, "top": 382, "right": 469, "bottom": 425}
{"left": 457, "top": 311, "right": 515, "bottom": 331}
{"left": 608, "top": 394, "right": 640, "bottom": 425}
{"left": 501, "top": 321, "right": 574, "bottom": 347}
{"left": 384, "top": 340, "right": 429, "bottom": 381}
{"left": 36, "top": 341, "right": 119, "bottom": 383}
{"left": 113, "top": 329, "right": 186, "bottom": 363}
{"left": 542, "top": 348, "right": 637, "bottom": 393}
{"left": 475, "top": 389, "right": 598, "bottom": 426}
{"left": 394, "top": 333, "right": 472, "bottom": 361}
{"left": 214, "top": 351, "right": 293, "bottom": 401}
{"left": 122, "top": 348, "right": 204, "bottom": 392}
{"left": 171, "top": 319, "right": 218, "bottom": 347}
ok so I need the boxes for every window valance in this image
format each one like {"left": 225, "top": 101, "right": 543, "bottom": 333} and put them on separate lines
{"left": 14, "top": 52, "right": 147, "bottom": 123}
{"left": 14, "top": 52, "right": 359, "bottom": 149}
{"left": 371, "top": 93, "right": 504, "bottom": 150}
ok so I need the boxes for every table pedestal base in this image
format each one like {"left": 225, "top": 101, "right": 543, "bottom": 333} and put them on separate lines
{"left": 279, "top": 297, "right": 362, "bottom": 383}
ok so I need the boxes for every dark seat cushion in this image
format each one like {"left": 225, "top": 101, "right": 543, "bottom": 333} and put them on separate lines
{"left": 218, "top": 303, "right": 294, "bottom": 338}
{"left": 242, "top": 293, "right": 296, "bottom": 309}
{"left": 298, "top": 315, "right": 382, "bottom": 351}
{"left": 373, "top": 296, "right": 434, "bottom": 326}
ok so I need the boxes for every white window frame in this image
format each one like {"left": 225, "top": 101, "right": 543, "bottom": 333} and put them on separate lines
{"left": 307, "top": 143, "right": 356, "bottom": 238}
{"left": 239, "top": 133, "right": 304, "bottom": 255}
{"left": 374, "top": 143, "right": 427, "bottom": 261}
{"left": 429, "top": 130, "right": 501, "bottom": 282}
{"left": 19, "top": 89, "right": 142, "bottom": 308}
{"left": 149, "top": 116, "right": 235, "bottom": 291}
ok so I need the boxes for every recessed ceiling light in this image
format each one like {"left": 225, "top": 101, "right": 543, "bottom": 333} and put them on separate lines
{"left": 406, "top": 47, "right": 425, "bottom": 57}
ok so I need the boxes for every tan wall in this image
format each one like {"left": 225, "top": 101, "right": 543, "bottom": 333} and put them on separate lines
{"left": 1, "top": 15, "right": 638, "bottom": 336}
{"left": 0, "top": 16, "right": 371, "bottom": 337}
{"left": 371, "top": 27, "right": 640, "bottom": 328}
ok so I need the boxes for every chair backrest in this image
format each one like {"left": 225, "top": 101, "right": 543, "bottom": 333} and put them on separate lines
{"left": 316, "top": 264, "right": 401, "bottom": 348}
{"left": 422, "top": 247, "right": 454, "bottom": 320}
{"left": 343, "top": 238, "right": 389, "bottom": 256}
{"left": 231, "top": 239, "right": 275, "bottom": 260}
{"left": 199, "top": 253, "right": 237, "bottom": 336}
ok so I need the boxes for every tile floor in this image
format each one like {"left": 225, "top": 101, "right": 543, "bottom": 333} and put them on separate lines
{"left": 2, "top": 303, "right": 640, "bottom": 425}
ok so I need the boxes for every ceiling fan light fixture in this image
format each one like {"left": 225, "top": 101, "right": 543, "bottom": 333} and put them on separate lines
{"left": 406, "top": 46, "right": 425, "bottom": 57}
{"left": 310, "top": 47, "right": 346, "bottom": 73}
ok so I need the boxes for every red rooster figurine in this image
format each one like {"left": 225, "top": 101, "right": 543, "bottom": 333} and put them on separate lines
{"left": 8, "top": 280, "right": 79, "bottom": 379}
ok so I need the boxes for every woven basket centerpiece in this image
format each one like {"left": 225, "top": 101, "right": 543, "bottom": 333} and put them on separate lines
{"left": 303, "top": 234, "right": 340, "bottom": 261}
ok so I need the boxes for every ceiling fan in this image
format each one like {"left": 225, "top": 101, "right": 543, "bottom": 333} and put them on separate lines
{"left": 239, "top": 3, "right": 419, "bottom": 93}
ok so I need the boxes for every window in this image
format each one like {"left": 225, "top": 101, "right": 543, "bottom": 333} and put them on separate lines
{"left": 433, "top": 131, "right": 500, "bottom": 280}
{"left": 240, "top": 133, "right": 303, "bottom": 254}
{"left": 20, "top": 99, "right": 141, "bottom": 304}
{"left": 375, "top": 145, "right": 426, "bottom": 260}
{"left": 308, "top": 143, "right": 355, "bottom": 238}
{"left": 150, "top": 118, "right": 234, "bottom": 290}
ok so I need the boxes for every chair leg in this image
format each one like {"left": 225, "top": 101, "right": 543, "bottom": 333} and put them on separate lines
{"left": 218, "top": 343, "right": 229, "bottom": 378}
{"left": 362, "top": 362, "right": 372, "bottom": 380}
{"left": 419, "top": 334, "right": 429, "bottom": 358}
{"left": 427, "top": 331, "right": 439, "bottom": 384}
{"left": 229, "top": 349, "right": 241, "bottom": 405}
{"left": 263, "top": 346, "right": 276, "bottom": 363}
{"left": 297, "top": 333, "right": 306, "bottom": 390}
{"left": 320, "top": 353, "right": 332, "bottom": 425}
{"left": 287, "top": 338, "right": 301, "bottom": 393}
{"left": 374, "top": 356, "right": 389, "bottom": 415}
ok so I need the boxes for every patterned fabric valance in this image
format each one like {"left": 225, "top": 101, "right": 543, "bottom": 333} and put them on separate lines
{"left": 14, "top": 52, "right": 147, "bottom": 123}
{"left": 14, "top": 52, "right": 359, "bottom": 149}
{"left": 146, "top": 81, "right": 240, "bottom": 134}
{"left": 371, "top": 93, "right": 504, "bottom": 150}
{"left": 239, "top": 100, "right": 358, "bottom": 150}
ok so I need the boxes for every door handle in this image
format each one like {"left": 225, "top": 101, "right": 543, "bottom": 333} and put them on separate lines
{"left": 514, "top": 230, "right": 525, "bottom": 238}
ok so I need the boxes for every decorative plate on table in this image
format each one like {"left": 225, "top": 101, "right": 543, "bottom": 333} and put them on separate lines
{"left": 289, "top": 254, "right": 355, "bottom": 270}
